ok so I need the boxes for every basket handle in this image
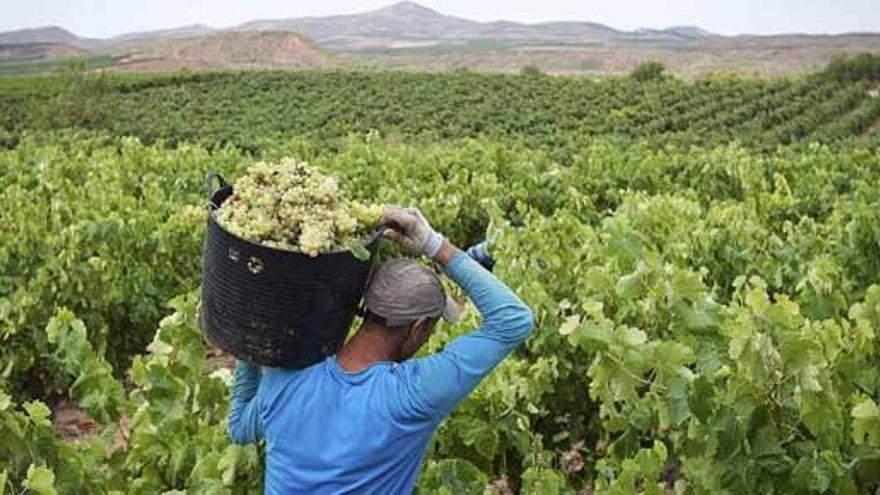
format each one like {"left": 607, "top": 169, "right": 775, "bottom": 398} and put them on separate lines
{"left": 355, "top": 227, "right": 390, "bottom": 317}
{"left": 365, "top": 226, "right": 388, "bottom": 246}
{"left": 205, "top": 170, "right": 229, "bottom": 208}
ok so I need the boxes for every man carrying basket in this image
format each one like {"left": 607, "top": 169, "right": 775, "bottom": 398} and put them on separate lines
{"left": 226, "top": 207, "right": 534, "bottom": 494}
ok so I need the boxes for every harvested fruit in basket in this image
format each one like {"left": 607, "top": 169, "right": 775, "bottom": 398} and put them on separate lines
{"left": 215, "top": 158, "right": 383, "bottom": 258}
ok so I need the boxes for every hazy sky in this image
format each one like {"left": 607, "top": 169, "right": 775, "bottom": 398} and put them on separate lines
{"left": 4, "top": 0, "right": 879, "bottom": 38}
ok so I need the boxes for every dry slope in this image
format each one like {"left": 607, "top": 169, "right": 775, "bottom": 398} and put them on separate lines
{"left": 116, "top": 31, "right": 326, "bottom": 71}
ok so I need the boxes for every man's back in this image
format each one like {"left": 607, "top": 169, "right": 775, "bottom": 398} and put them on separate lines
{"left": 258, "top": 358, "right": 440, "bottom": 494}
{"left": 228, "top": 248, "right": 534, "bottom": 494}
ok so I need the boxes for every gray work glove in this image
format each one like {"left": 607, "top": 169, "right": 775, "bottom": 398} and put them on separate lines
{"left": 380, "top": 206, "right": 444, "bottom": 258}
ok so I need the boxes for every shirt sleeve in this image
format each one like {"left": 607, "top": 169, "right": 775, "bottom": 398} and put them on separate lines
{"left": 398, "top": 251, "right": 534, "bottom": 419}
{"left": 227, "top": 360, "right": 265, "bottom": 444}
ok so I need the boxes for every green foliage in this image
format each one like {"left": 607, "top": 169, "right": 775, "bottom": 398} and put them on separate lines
{"left": 0, "top": 55, "right": 117, "bottom": 76}
{"left": 0, "top": 134, "right": 243, "bottom": 395}
{"left": 46, "top": 309, "right": 125, "bottom": 424}
{"left": 0, "top": 295, "right": 262, "bottom": 493}
{"left": 1, "top": 65, "right": 880, "bottom": 493}
{"left": 520, "top": 467, "right": 573, "bottom": 494}
{"left": 630, "top": 61, "right": 668, "bottom": 82}
{"left": 851, "top": 397, "right": 880, "bottom": 447}
{"left": 823, "top": 53, "right": 880, "bottom": 82}
{"left": 2, "top": 69, "right": 879, "bottom": 153}
{"left": 3, "top": 132, "right": 880, "bottom": 492}
{"left": 419, "top": 459, "right": 489, "bottom": 494}
{"left": 30, "top": 64, "right": 112, "bottom": 129}
{"left": 23, "top": 464, "right": 57, "bottom": 495}
{"left": 520, "top": 65, "right": 545, "bottom": 77}
{"left": 596, "top": 442, "right": 668, "bottom": 494}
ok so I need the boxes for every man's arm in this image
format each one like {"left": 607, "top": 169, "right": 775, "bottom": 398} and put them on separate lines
{"left": 197, "top": 304, "right": 264, "bottom": 444}
{"left": 227, "top": 360, "right": 264, "bottom": 444}
{"left": 401, "top": 240, "right": 534, "bottom": 418}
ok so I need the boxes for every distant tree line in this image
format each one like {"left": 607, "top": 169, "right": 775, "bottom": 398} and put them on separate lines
{"left": 630, "top": 61, "right": 668, "bottom": 82}
{"left": 823, "top": 53, "right": 880, "bottom": 82}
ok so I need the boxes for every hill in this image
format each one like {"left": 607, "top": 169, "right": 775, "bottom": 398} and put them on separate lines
{"left": 0, "top": 26, "right": 81, "bottom": 45}
{"left": 233, "top": 1, "right": 713, "bottom": 50}
{"left": 1, "top": 1, "right": 878, "bottom": 76}
{"left": 237, "top": 1, "right": 480, "bottom": 50}
{"left": 0, "top": 2, "right": 726, "bottom": 52}
{"left": 115, "top": 31, "right": 326, "bottom": 71}
{"left": 0, "top": 42, "right": 86, "bottom": 61}
{"left": 111, "top": 24, "right": 217, "bottom": 43}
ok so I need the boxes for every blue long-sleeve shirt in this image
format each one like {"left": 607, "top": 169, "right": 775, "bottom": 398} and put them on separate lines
{"left": 227, "top": 251, "right": 534, "bottom": 494}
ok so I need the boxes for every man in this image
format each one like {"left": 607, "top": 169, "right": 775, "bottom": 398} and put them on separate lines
{"left": 227, "top": 206, "right": 534, "bottom": 494}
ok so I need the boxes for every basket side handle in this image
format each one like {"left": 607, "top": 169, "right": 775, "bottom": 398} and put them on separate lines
{"left": 206, "top": 170, "right": 229, "bottom": 209}
{"left": 355, "top": 228, "right": 388, "bottom": 317}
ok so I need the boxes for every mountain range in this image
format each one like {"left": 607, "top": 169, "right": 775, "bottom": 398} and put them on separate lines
{"left": 231, "top": 1, "right": 720, "bottom": 49}
{"left": 1, "top": 1, "right": 878, "bottom": 76}
{"left": 0, "top": 1, "right": 722, "bottom": 51}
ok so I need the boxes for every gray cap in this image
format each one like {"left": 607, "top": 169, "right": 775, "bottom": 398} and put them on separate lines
{"left": 364, "top": 259, "right": 460, "bottom": 327}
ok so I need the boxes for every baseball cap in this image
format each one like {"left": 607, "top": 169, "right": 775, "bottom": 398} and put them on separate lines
{"left": 363, "top": 259, "right": 460, "bottom": 327}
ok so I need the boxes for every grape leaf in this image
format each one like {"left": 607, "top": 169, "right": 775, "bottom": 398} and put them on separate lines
{"left": 851, "top": 398, "right": 880, "bottom": 447}
{"left": 23, "top": 465, "right": 56, "bottom": 495}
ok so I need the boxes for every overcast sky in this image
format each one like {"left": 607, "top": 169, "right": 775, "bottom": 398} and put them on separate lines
{"left": 4, "top": 0, "right": 879, "bottom": 38}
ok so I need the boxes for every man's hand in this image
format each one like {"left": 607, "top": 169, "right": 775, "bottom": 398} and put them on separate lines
{"left": 380, "top": 206, "right": 445, "bottom": 258}
{"left": 466, "top": 240, "right": 495, "bottom": 272}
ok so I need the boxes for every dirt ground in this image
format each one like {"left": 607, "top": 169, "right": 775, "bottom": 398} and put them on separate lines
{"left": 96, "top": 32, "right": 880, "bottom": 78}
{"left": 51, "top": 344, "right": 235, "bottom": 444}
{"left": 52, "top": 398, "right": 99, "bottom": 442}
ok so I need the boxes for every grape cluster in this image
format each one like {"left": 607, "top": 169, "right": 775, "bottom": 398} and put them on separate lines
{"left": 215, "top": 158, "right": 382, "bottom": 257}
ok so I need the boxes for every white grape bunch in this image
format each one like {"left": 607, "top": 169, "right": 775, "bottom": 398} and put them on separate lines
{"left": 215, "top": 158, "right": 383, "bottom": 258}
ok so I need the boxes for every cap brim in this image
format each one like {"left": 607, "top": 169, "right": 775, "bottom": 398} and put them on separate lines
{"left": 442, "top": 294, "right": 461, "bottom": 323}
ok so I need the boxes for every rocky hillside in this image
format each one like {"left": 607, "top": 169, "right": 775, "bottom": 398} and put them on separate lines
{"left": 0, "top": 42, "right": 86, "bottom": 61}
{"left": 1, "top": 1, "right": 878, "bottom": 76}
{"left": 116, "top": 31, "right": 326, "bottom": 71}
{"left": 234, "top": 1, "right": 714, "bottom": 50}
{"left": 0, "top": 1, "right": 719, "bottom": 53}
{"left": 0, "top": 26, "right": 82, "bottom": 45}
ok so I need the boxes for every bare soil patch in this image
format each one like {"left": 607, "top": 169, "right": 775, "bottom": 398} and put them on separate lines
{"left": 52, "top": 398, "right": 99, "bottom": 442}
{"left": 51, "top": 344, "right": 232, "bottom": 446}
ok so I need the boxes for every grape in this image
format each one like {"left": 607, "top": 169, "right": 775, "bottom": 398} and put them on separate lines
{"left": 215, "top": 158, "right": 382, "bottom": 257}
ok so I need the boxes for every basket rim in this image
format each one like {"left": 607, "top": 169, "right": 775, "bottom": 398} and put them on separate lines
{"left": 207, "top": 199, "right": 377, "bottom": 259}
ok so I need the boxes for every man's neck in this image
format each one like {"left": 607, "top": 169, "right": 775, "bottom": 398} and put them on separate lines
{"left": 337, "top": 325, "right": 400, "bottom": 373}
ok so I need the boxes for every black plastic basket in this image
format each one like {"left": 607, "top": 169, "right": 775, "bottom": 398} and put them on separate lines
{"left": 200, "top": 172, "right": 376, "bottom": 368}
